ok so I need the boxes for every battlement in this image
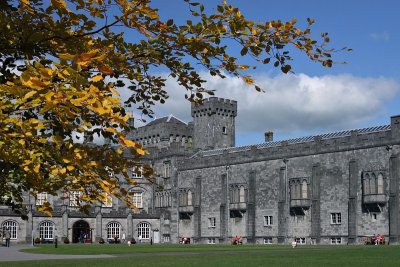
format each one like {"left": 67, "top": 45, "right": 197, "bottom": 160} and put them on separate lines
{"left": 191, "top": 97, "right": 237, "bottom": 117}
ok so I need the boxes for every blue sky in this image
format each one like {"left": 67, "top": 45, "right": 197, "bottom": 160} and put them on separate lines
{"left": 128, "top": 0, "right": 400, "bottom": 146}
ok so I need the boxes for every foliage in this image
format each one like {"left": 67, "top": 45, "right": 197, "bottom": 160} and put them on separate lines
{"left": 98, "top": 237, "right": 105, "bottom": 244}
{"left": 63, "top": 237, "right": 70, "bottom": 244}
{"left": 0, "top": 0, "right": 347, "bottom": 217}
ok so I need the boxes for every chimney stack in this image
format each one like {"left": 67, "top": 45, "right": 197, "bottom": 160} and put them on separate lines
{"left": 265, "top": 131, "right": 273, "bottom": 142}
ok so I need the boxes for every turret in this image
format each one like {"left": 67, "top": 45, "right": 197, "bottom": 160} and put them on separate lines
{"left": 191, "top": 97, "right": 237, "bottom": 150}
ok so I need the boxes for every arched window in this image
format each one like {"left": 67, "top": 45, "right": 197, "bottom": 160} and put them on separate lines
{"left": 39, "top": 221, "right": 54, "bottom": 240}
{"left": 302, "top": 180, "right": 308, "bottom": 199}
{"left": 370, "top": 173, "right": 376, "bottom": 194}
{"left": 187, "top": 190, "right": 193, "bottom": 206}
{"left": 107, "top": 222, "right": 121, "bottom": 240}
{"left": 137, "top": 222, "right": 150, "bottom": 240}
{"left": 239, "top": 186, "right": 246, "bottom": 203}
{"left": 2, "top": 220, "right": 18, "bottom": 239}
{"left": 364, "top": 174, "right": 370, "bottom": 195}
{"left": 377, "top": 173, "right": 384, "bottom": 194}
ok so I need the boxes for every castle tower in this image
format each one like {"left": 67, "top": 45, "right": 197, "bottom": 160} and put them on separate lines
{"left": 191, "top": 97, "right": 237, "bottom": 150}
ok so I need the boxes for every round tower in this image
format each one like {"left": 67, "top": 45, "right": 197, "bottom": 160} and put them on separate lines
{"left": 191, "top": 97, "right": 237, "bottom": 150}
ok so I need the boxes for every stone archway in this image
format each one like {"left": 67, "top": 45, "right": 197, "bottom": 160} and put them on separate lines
{"left": 72, "top": 220, "right": 92, "bottom": 243}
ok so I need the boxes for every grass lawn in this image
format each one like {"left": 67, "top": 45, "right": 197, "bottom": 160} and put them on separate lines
{"left": 4, "top": 244, "right": 400, "bottom": 267}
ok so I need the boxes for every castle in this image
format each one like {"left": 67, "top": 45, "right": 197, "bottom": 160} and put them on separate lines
{"left": 1, "top": 97, "right": 400, "bottom": 245}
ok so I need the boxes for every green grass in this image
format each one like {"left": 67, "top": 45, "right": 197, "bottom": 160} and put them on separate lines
{"left": 5, "top": 244, "right": 400, "bottom": 267}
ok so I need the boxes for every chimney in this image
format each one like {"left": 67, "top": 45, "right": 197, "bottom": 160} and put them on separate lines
{"left": 264, "top": 131, "right": 273, "bottom": 142}
{"left": 127, "top": 111, "right": 135, "bottom": 128}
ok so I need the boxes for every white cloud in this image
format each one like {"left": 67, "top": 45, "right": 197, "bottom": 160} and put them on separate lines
{"left": 369, "top": 31, "right": 390, "bottom": 42}
{"left": 120, "top": 72, "right": 400, "bottom": 144}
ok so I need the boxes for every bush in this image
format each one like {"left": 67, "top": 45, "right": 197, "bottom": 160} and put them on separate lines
{"left": 63, "top": 237, "right": 70, "bottom": 244}
{"left": 130, "top": 238, "right": 136, "bottom": 244}
{"left": 34, "top": 237, "right": 41, "bottom": 244}
{"left": 99, "top": 237, "right": 105, "bottom": 244}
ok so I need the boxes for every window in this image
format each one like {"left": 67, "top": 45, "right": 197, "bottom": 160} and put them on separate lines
{"left": 331, "top": 213, "right": 342, "bottom": 224}
{"left": 132, "top": 192, "right": 143, "bottom": 208}
{"left": 301, "top": 180, "right": 308, "bottom": 198}
{"left": 107, "top": 222, "right": 121, "bottom": 240}
{"left": 163, "top": 162, "right": 171, "bottom": 178}
{"left": 208, "top": 217, "right": 216, "bottom": 228}
{"left": 2, "top": 221, "right": 18, "bottom": 239}
{"left": 36, "top": 192, "right": 48, "bottom": 206}
{"left": 102, "top": 194, "right": 113, "bottom": 208}
{"left": 222, "top": 126, "right": 227, "bottom": 134}
{"left": 370, "top": 173, "right": 376, "bottom": 194}
{"left": 371, "top": 213, "right": 378, "bottom": 221}
{"left": 137, "top": 222, "right": 150, "bottom": 239}
{"left": 132, "top": 166, "right": 143, "bottom": 179}
{"left": 264, "top": 237, "right": 273, "bottom": 244}
{"left": 295, "top": 237, "right": 306, "bottom": 244}
{"left": 187, "top": 190, "right": 193, "bottom": 206}
{"left": 69, "top": 191, "right": 82, "bottom": 207}
{"left": 239, "top": 186, "right": 245, "bottom": 203}
{"left": 363, "top": 173, "right": 370, "bottom": 195}
{"left": 39, "top": 221, "right": 54, "bottom": 240}
{"left": 377, "top": 173, "right": 384, "bottom": 194}
{"left": 208, "top": 238, "right": 216, "bottom": 244}
{"left": 163, "top": 234, "right": 170, "bottom": 243}
{"left": 331, "top": 237, "right": 342, "bottom": 244}
{"left": 264, "top": 216, "right": 273, "bottom": 226}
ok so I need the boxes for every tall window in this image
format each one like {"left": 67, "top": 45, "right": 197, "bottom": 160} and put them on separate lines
{"left": 132, "top": 192, "right": 143, "bottom": 208}
{"left": 301, "top": 180, "right": 308, "bottom": 198}
{"left": 107, "top": 222, "right": 121, "bottom": 239}
{"left": 331, "top": 213, "right": 342, "bottom": 224}
{"left": 2, "top": 221, "right": 18, "bottom": 239}
{"left": 137, "top": 222, "right": 150, "bottom": 239}
{"left": 370, "top": 173, "right": 376, "bottom": 194}
{"left": 363, "top": 173, "right": 370, "bottom": 195}
{"left": 69, "top": 191, "right": 82, "bottom": 207}
{"left": 187, "top": 190, "right": 193, "bottom": 206}
{"left": 239, "top": 186, "right": 245, "bottom": 203}
{"left": 163, "top": 162, "right": 171, "bottom": 178}
{"left": 377, "top": 173, "right": 384, "bottom": 194}
{"left": 39, "top": 221, "right": 54, "bottom": 240}
{"left": 36, "top": 192, "right": 48, "bottom": 206}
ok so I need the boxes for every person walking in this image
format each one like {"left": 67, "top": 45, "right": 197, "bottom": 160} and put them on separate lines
{"left": 4, "top": 228, "right": 11, "bottom": 247}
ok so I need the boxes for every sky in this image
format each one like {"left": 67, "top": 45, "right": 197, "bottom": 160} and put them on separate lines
{"left": 126, "top": 0, "right": 400, "bottom": 146}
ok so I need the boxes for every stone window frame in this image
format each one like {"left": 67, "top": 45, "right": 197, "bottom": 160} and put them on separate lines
{"left": 229, "top": 184, "right": 247, "bottom": 204}
{"left": 208, "top": 217, "right": 216, "bottom": 228}
{"left": 39, "top": 221, "right": 54, "bottom": 240}
{"left": 69, "top": 191, "right": 82, "bottom": 207}
{"left": 295, "top": 237, "right": 306, "bottom": 244}
{"left": 263, "top": 237, "right": 273, "bottom": 244}
{"left": 107, "top": 222, "right": 121, "bottom": 240}
{"left": 36, "top": 192, "right": 48, "bottom": 206}
{"left": 330, "top": 237, "right": 342, "bottom": 244}
{"left": 263, "top": 215, "right": 273, "bottom": 226}
{"left": 289, "top": 177, "right": 310, "bottom": 200}
{"left": 330, "top": 212, "right": 342, "bottom": 225}
{"left": 132, "top": 165, "right": 143, "bottom": 179}
{"left": 208, "top": 238, "right": 216, "bottom": 244}
{"left": 1, "top": 220, "right": 18, "bottom": 240}
{"left": 163, "top": 161, "right": 171, "bottom": 178}
{"left": 131, "top": 191, "right": 143, "bottom": 209}
{"left": 362, "top": 171, "right": 385, "bottom": 195}
{"left": 137, "top": 222, "right": 150, "bottom": 240}
{"left": 101, "top": 193, "right": 113, "bottom": 208}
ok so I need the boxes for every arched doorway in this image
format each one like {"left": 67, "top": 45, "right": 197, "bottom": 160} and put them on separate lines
{"left": 72, "top": 220, "right": 92, "bottom": 243}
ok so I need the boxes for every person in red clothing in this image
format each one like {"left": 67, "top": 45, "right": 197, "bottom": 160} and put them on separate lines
{"left": 376, "top": 234, "right": 383, "bottom": 245}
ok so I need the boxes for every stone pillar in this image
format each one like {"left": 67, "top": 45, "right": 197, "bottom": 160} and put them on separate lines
{"left": 25, "top": 209, "right": 33, "bottom": 244}
{"left": 62, "top": 205, "right": 68, "bottom": 239}
{"left": 311, "top": 164, "right": 321, "bottom": 244}
{"left": 389, "top": 155, "right": 399, "bottom": 244}
{"left": 220, "top": 173, "right": 227, "bottom": 242}
{"left": 127, "top": 212, "right": 133, "bottom": 240}
{"left": 95, "top": 206, "right": 102, "bottom": 242}
{"left": 246, "top": 171, "right": 256, "bottom": 243}
{"left": 278, "top": 166, "right": 287, "bottom": 244}
{"left": 348, "top": 160, "right": 358, "bottom": 244}
{"left": 193, "top": 177, "right": 202, "bottom": 242}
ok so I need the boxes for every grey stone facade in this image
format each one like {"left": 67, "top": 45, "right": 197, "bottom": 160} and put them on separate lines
{"left": 1, "top": 97, "right": 400, "bottom": 246}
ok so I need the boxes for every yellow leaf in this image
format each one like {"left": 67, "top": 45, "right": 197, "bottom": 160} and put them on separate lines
{"left": 119, "top": 136, "right": 135, "bottom": 147}
{"left": 136, "top": 148, "right": 146, "bottom": 156}
{"left": 67, "top": 165, "right": 75, "bottom": 171}
{"left": 33, "top": 164, "right": 40, "bottom": 173}
{"left": 19, "top": 139, "right": 25, "bottom": 146}
{"left": 92, "top": 75, "right": 103, "bottom": 82}
{"left": 51, "top": 0, "right": 67, "bottom": 9}
{"left": 98, "top": 65, "right": 113, "bottom": 75}
{"left": 105, "top": 127, "right": 117, "bottom": 133}
{"left": 109, "top": 87, "right": 120, "bottom": 96}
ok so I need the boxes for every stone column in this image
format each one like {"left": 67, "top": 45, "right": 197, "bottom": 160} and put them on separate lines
{"left": 220, "top": 173, "right": 227, "bottom": 242}
{"left": 348, "top": 160, "right": 358, "bottom": 244}
{"left": 246, "top": 171, "right": 256, "bottom": 243}
{"left": 311, "top": 164, "right": 321, "bottom": 244}
{"left": 389, "top": 155, "right": 399, "bottom": 244}
{"left": 278, "top": 166, "right": 287, "bottom": 244}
